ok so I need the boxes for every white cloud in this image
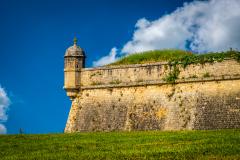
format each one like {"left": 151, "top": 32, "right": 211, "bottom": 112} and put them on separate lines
{"left": 93, "top": 0, "right": 240, "bottom": 66}
{"left": 0, "top": 85, "right": 10, "bottom": 134}
{"left": 93, "top": 47, "right": 118, "bottom": 67}
{"left": 122, "top": 0, "right": 240, "bottom": 53}
{"left": 0, "top": 124, "right": 6, "bottom": 134}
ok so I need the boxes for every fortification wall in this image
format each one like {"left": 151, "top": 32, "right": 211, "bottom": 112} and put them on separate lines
{"left": 65, "top": 59, "right": 240, "bottom": 132}
{"left": 80, "top": 59, "right": 240, "bottom": 87}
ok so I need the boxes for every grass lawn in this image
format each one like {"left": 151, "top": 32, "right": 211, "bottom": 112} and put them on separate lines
{"left": 0, "top": 130, "right": 240, "bottom": 159}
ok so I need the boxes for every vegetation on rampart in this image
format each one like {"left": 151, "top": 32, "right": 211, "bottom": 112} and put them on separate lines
{"left": 109, "top": 49, "right": 240, "bottom": 66}
{"left": 0, "top": 130, "right": 239, "bottom": 159}
{"left": 165, "top": 50, "right": 240, "bottom": 83}
{"left": 109, "top": 49, "right": 240, "bottom": 84}
{"left": 109, "top": 49, "right": 192, "bottom": 65}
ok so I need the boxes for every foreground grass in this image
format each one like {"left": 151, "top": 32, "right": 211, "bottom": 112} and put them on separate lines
{"left": 109, "top": 49, "right": 240, "bottom": 66}
{"left": 0, "top": 130, "right": 240, "bottom": 160}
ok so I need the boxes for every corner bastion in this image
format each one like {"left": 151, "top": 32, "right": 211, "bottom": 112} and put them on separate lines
{"left": 63, "top": 39, "right": 240, "bottom": 133}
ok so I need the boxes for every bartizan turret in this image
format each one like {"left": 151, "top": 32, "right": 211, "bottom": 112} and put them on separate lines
{"left": 64, "top": 37, "right": 85, "bottom": 100}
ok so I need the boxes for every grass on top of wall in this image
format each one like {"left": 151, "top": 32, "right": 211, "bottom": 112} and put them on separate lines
{"left": 109, "top": 49, "right": 192, "bottom": 65}
{"left": 0, "top": 129, "right": 240, "bottom": 160}
{"left": 109, "top": 49, "right": 240, "bottom": 66}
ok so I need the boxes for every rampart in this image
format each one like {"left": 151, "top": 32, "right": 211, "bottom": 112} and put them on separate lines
{"left": 65, "top": 59, "right": 240, "bottom": 132}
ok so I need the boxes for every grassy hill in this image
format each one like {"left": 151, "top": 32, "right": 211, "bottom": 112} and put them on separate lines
{"left": 109, "top": 49, "right": 240, "bottom": 66}
{"left": 0, "top": 130, "right": 240, "bottom": 159}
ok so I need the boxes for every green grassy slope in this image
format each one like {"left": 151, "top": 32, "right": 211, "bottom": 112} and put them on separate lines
{"left": 109, "top": 49, "right": 240, "bottom": 66}
{"left": 0, "top": 130, "right": 240, "bottom": 160}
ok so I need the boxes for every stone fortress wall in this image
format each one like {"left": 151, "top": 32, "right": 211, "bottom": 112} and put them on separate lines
{"left": 65, "top": 59, "right": 240, "bottom": 132}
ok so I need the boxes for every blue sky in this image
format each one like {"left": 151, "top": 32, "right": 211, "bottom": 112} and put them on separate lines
{"left": 0, "top": 0, "right": 191, "bottom": 134}
{"left": 0, "top": 0, "right": 240, "bottom": 134}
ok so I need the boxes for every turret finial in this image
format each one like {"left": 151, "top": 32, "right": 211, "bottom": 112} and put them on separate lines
{"left": 73, "top": 37, "right": 78, "bottom": 45}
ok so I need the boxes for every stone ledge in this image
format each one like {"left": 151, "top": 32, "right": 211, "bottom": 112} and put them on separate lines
{"left": 81, "top": 75, "right": 240, "bottom": 90}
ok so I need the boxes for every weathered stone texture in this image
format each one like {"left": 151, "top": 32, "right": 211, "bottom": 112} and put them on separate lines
{"left": 65, "top": 60, "right": 240, "bottom": 132}
{"left": 80, "top": 60, "right": 240, "bottom": 86}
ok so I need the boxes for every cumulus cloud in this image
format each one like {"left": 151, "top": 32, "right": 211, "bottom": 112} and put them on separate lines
{"left": 122, "top": 0, "right": 240, "bottom": 53}
{"left": 93, "top": 47, "right": 118, "bottom": 67}
{"left": 93, "top": 0, "right": 240, "bottom": 66}
{"left": 0, "top": 85, "right": 10, "bottom": 134}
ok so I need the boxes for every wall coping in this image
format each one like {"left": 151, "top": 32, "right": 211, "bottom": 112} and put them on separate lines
{"left": 80, "top": 75, "right": 240, "bottom": 90}
{"left": 82, "top": 62, "right": 169, "bottom": 71}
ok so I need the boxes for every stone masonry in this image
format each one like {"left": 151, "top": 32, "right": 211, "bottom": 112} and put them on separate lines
{"left": 63, "top": 40, "right": 240, "bottom": 133}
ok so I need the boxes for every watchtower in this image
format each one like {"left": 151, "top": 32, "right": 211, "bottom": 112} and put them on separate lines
{"left": 64, "top": 37, "right": 85, "bottom": 100}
